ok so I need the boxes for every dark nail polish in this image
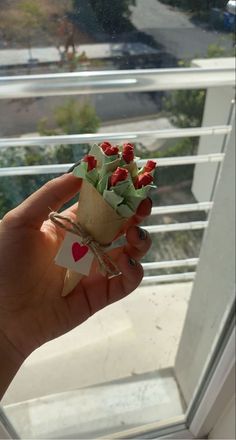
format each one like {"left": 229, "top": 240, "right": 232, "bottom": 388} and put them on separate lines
{"left": 129, "top": 258, "right": 137, "bottom": 266}
{"left": 137, "top": 227, "right": 148, "bottom": 240}
{"left": 147, "top": 197, "right": 153, "bottom": 208}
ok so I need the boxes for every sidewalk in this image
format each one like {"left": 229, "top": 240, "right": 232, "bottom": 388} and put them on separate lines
{"left": 0, "top": 43, "right": 160, "bottom": 68}
{"left": 99, "top": 116, "right": 174, "bottom": 151}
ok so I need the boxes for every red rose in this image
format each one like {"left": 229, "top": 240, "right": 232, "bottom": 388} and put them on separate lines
{"left": 105, "top": 146, "right": 120, "bottom": 156}
{"left": 100, "top": 142, "right": 119, "bottom": 156}
{"left": 110, "top": 167, "right": 129, "bottom": 187}
{"left": 135, "top": 172, "right": 153, "bottom": 189}
{"left": 100, "top": 141, "right": 113, "bottom": 152}
{"left": 83, "top": 155, "right": 97, "bottom": 172}
{"left": 143, "top": 160, "right": 157, "bottom": 173}
{"left": 122, "top": 143, "right": 134, "bottom": 164}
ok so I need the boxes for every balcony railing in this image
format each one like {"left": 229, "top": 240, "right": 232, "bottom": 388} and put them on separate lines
{"left": 0, "top": 63, "right": 234, "bottom": 284}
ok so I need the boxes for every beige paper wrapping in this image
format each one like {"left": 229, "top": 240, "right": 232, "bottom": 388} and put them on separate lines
{"left": 62, "top": 180, "right": 127, "bottom": 296}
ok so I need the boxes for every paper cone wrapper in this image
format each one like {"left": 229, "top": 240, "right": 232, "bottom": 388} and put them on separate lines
{"left": 62, "top": 271, "right": 83, "bottom": 297}
{"left": 77, "top": 180, "right": 127, "bottom": 245}
{"left": 62, "top": 180, "right": 127, "bottom": 296}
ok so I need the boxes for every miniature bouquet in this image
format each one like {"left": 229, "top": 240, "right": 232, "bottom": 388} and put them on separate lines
{"left": 50, "top": 142, "right": 157, "bottom": 296}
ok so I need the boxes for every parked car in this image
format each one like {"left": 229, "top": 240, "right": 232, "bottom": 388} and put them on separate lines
{"left": 210, "top": 1, "right": 236, "bottom": 31}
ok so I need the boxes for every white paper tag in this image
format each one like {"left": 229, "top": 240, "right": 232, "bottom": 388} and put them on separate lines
{"left": 55, "top": 232, "right": 94, "bottom": 276}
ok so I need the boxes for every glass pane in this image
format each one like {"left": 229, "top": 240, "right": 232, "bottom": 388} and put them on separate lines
{"left": 0, "top": 0, "right": 235, "bottom": 438}
{"left": 0, "top": 0, "right": 234, "bottom": 76}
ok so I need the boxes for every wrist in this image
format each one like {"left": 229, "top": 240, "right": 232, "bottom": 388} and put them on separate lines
{"left": 0, "top": 329, "right": 25, "bottom": 400}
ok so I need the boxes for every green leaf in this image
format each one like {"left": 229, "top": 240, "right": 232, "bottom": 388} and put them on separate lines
{"left": 117, "top": 204, "right": 134, "bottom": 218}
{"left": 97, "top": 173, "right": 110, "bottom": 194}
{"left": 103, "top": 190, "right": 124, "bottom": 211}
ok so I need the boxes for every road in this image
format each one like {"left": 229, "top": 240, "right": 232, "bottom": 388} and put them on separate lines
{"left": 0, "top": 92, "right": 162, "bottom": 137}
{"left": 131, "top": 0, "right": 232, "bottom": 60}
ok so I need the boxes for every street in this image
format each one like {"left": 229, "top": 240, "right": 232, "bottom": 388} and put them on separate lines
{"left": 131, "top": 0, "right": 232, "bottom": 60}
{"left": 0, "top": 92, "right": 162, "bottom": 137}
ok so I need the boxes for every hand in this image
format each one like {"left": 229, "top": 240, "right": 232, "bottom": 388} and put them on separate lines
{"left": 0, "top": 174, "right": 152, "bottom": 397}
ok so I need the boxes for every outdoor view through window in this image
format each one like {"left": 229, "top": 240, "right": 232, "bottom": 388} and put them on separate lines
{"left": 0, "top": 0, "right": 235, "bottom": 438}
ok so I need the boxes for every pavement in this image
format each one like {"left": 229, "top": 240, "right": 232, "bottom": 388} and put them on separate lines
{"left": 98, "top": 116, "right": 174, "bottom": 150}
{"left": 0, "top": 93, "right": 162, "bottom": 138}
{"left": 131, "top": 0, "right": 232, "bottom": 60}
{"left": 0, "top": 43, "right": 160, "bottom": 68}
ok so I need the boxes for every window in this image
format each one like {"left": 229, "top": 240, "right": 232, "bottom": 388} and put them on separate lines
{"left": 0, "top": 1, "right": 235, "bottom": 438}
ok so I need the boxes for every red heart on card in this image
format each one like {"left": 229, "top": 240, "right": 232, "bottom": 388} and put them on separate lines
{"left": 72, "top": 242, "right": 89, "bottom": 262}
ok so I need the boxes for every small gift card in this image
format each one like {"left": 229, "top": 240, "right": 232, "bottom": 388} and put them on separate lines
{"left": 55, "top": 232, "right": 94, "bottom": 276}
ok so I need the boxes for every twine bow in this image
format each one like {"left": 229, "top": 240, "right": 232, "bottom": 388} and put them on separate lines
{"left": 49, "top": 211, "right": 121, "bottom": 278}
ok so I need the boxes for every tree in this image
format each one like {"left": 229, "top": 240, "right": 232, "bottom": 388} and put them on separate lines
{"left": 0, "top": 1, "right": 44, "bottom": 58}
{"left": 38, "top": 99, "right": 100, "bottom": 162}
{"left": 54, "top": 99, "right": 100, "bottom": 135}
{"left": 163, "top": 40, "right": 234, "bottom": 130}
{"left": 73, "top": 0, "right": 136, "bottom": 33}
{"left": 0, "top": 1, "right": 72, "bottom": 53}
{"left": 38, "top": 99, "right": 100, "bottom": 136}
{"left": 19, "top": 1, "right": 44, "bottom": 59}
{"left": 164, "top": 89, "right": 205, "bottom": 129}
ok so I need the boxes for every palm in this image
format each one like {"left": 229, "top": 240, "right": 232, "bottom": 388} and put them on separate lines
{"left": 0, "top": 175, "right": 151, "bottom": 358}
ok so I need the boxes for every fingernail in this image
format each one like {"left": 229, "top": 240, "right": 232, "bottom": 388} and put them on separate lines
{"left": 129, "top": 257, "right": 137, "bottom": 267}
{"left": 137, "top": 227, "right": 148, "bottom": 240}
{"left": 147, "top": 197, "right": 153, "bottom": 207}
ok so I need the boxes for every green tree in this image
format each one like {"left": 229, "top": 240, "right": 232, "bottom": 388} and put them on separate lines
{"left": 38, "top": 99, "right": 100, "bottom": 162}
{"left": 55, "top": 99, "right": 100, "bottom": 134}
{"left": 163, "top": 40, "right": 234, "bottom": 130}
{"left": 20, "top": 0, "right": 44, "bottom": 57}
{"left": 39, "top": 99, "right": 100, "bottom": 135}
{"left": 73, "top": 0, "right": 136, "bottom": 33}
{"left": 0, "top": 1, "right": 72, "bottom": 57}
{"left": 0, "top": 1, "right": 45, "bottom": 59}
{"left": 164, "top": 89, "right": 205, "bottom": 128}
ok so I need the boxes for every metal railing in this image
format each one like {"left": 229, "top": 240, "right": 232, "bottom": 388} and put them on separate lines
{"left": 0, "top": 65, "right": 234, "bottom": 284}
{"left": 0, "top": 125, "right": 231, "bottom": 148}
{"left": 0, "top": 67, "right": 234, "bottom": 98}
{"left": 0, "top": 154, "right": 225, "bottom": 176}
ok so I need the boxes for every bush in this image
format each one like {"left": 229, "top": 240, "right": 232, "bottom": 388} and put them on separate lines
{"left": 38, "top": 99, "right": 100, "bottom": 163}
{"left": 163, "top": 89, "right": 205, "bottom": 128}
